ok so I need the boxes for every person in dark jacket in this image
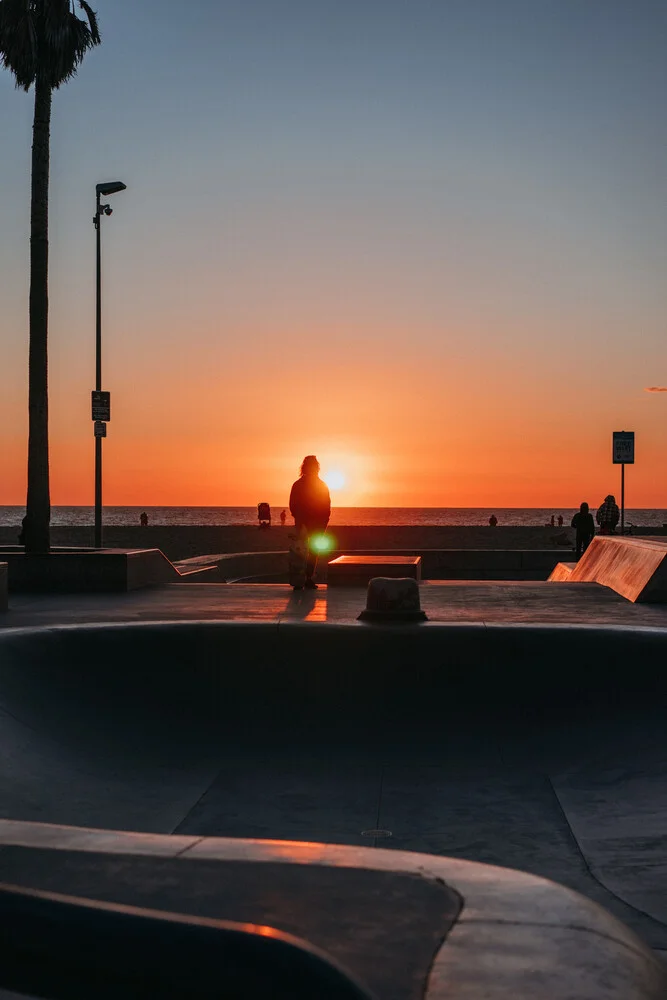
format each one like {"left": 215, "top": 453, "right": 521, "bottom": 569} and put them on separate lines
{"left": 571, "top": 502, "right": 595, "bottom": 559}
{"left": 596, "top": 494, "right": 620, "bottom": 534}
{"left": 289, "top": 455, "right": 331, "bottom": 589}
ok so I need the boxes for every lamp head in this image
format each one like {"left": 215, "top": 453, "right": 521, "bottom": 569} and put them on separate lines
{"left": 96, "top": 181, "right": 126, "bottom": 196}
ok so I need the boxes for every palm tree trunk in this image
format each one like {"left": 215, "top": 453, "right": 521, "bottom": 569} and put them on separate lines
{"left": 25, "top": 74, "right": 51, "bottom": 554}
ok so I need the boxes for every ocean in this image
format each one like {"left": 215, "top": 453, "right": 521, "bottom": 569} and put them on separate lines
{"left": 0, "top": 506, "right": 664, "bottom": 527}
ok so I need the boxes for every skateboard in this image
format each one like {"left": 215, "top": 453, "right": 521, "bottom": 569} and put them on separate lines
{"left": 288, "top": 528, "right": 308, "bottom": 589}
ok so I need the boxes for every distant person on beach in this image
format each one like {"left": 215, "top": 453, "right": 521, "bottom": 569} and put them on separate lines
{"left": 289, "top": 455, "right": 331, "bottom": 589}
{"left": 550, "top": 514, "right": 555, "bottom": 527}
{"left": 280, "top": 510, "right": 286, "bottom": 527}
{"left": 557, "top": 514, "right": 563, "bottom": 527}
{"left": 596, "top": 495, "right": 620, "bottom": 534}
{"left": 140, "top": 511, "right": 148, "bottom": 526}
{"left": 489, "top": 514, "right": 498, "bottom": 527}
{"left": 571, "top": 502, "right": 595, "bottom": 558}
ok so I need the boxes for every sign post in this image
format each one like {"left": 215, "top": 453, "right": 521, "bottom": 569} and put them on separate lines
{"left": 91, "top": 391, "right": 111, "bottom": 546}
{"left": 91, "top": 391, "right": 110, "bottom": 422}
{"left": 612, "top": 431, "right": 635, "bottom": 535}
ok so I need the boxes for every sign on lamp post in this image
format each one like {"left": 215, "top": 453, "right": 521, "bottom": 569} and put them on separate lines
{"left": 612, "top": 431, "right": 634, "bottom": 535}
{"left": 91, "top": 390, "right": 110, "bottom": 422}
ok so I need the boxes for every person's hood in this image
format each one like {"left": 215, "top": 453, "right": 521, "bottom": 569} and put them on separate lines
{"left": 605, "top": 495, "right": 616, "bottom": 503}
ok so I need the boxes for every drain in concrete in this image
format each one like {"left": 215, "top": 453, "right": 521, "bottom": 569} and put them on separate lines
{"left": 361, "top": 829, "right": 393, "bottom": 838}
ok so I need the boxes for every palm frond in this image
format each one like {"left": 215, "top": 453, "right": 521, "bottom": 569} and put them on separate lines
{"left": 0, "top": 0, "right": 38, "bottom": 90}
{"left": 0, "top": 0, "right": 101, "bottom": 90}
{"left": 77, "top": 0, "right": 99, "bottom": 44}
{"left": 43, "top": 0, "right": 101, "bottom": 87}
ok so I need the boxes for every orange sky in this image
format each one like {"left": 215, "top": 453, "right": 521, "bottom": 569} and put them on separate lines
{"left": 2, "top": 2, "right": 667, "bottom": 509}
{"left": 2, "top": 323, "right": 666, "bottom": 508}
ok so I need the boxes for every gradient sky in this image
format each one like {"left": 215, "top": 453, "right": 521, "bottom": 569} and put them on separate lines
{"left": 2, "top": 0, "right": 667, "bottom": 507}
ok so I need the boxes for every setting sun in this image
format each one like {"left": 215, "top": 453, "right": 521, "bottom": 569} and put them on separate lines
{"left": 323, "top": 469, "right": 346, "bottom": 491}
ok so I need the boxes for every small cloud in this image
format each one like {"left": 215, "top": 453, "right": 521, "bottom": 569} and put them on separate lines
{"left": 644, "top": 386, "right": 667, "bottom": 392}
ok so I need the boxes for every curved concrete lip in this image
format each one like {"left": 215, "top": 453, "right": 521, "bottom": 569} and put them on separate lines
{"left": 0, "top": 820, "right": 665, "bottom": 1000}
{"left": 5, "top": 618, "right": 667, "bottom": 634}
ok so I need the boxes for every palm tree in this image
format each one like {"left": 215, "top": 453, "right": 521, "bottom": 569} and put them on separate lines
{"left": 0, "top": 0, "right": 100, "bottom": 553}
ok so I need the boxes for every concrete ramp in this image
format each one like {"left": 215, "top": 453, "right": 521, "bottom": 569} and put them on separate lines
{"left": 549, "top": 536, "right": 667, "bottom": 602}
{"left": 548, "top": 561, "right": 575, "bottom": 582}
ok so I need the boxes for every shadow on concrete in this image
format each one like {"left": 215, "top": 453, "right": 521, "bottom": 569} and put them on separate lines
{"left": 283, "top": 589, "right": 319, "bottom": 619}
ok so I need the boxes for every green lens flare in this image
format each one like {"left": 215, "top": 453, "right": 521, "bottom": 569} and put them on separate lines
{"left": 311, "top": 533, "right": 334, "bottom": 553}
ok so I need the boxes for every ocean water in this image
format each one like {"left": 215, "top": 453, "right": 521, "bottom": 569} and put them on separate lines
{"left": 0, "top": 506, "right": 664, "bottom": 527}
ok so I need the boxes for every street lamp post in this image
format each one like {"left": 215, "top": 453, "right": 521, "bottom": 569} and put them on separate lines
{"left": 93, "top": 181, "right": 126, "bottom": 548}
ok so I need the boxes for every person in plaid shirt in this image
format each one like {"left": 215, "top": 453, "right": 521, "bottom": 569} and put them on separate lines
{"left": 596, "top": 495, "right": 620, "bottom": 534}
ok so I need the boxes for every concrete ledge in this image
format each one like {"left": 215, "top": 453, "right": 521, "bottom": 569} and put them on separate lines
{"left": 175, "top": 550, "right": 571, "bottom": 583}
{"left": 328, "top": 555, "right": 421, "bottom": 587}
{"left": 0, "top": 822, "right": 663, "bottom": 999}
{"left": 173, "top": 551, "right": 289, "bottom": 582}
{"left": 0, "top": 525, "right": 581, "bottom": 560}
{"left": 341, "top": 550, "right": 569, "bottom": 580}
{"left": 0, "top": 548, "right": 179, "bottom": 593}
{"left": 0, "top": 562, "right": 7, "bottom": 611}
{"left": 549, "top": 537, "right": 667, "bottom": 602}
{"left": 549, "top": 561, "right": 576, "bottom": 581}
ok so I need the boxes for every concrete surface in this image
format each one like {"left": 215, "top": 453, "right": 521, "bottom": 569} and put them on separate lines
{"left": 175, "top": 550, "right": 288, "bottom": 582}
{"left": 550, "top": 536, "right": 667, "bottom": 602}
{"left": 549, "top": 561, "right": 575, "bottom": 581}
{"left": 328, "top": 555, "right": 422, "bottom": 586}
{"left": 0, "top": 828, "right": 664, "bottom": 1000}
{"left": 177, "top": 549, "right": 573, "bottom": 583}
{"left": 0, "top": 843, "right": 457, "bottom": 1000}
{"left": 2, "top": 584, "right": 667, "bottom": 994}
{"left": 0, "top": 547, "right": 216, "bottom": 592}
{"left": 4, "top": 580, "right": 667, "bottom": 628}
{"left": 0, "top": 525, "right": 588, "bottom": 560}
{"left": 1, "top": 613, "right": 667, "bottom": 959}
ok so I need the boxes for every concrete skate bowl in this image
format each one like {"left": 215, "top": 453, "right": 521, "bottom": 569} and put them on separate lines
{"left": 1, "top": 621, "right": 667, "bottom": 959}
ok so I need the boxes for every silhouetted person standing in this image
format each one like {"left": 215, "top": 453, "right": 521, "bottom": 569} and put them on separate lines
{"left": 280, "top": 510, "right": 286, "bottom": 527}
{"left": 571, "top": 502, "right": 595, "bottom": 559}
{"left": 140, "top": 511, "right": 148, "bottom": 526}
{"left": 289, "top": 455, "right": 331, "bottom": 589}
{"left": 596, "top": 495, "right": 619, "bottom": 535}
{"left": 557, "top": 514, "right": 563, "bottom": 527}
{"left": 489, "top": 514, "right": 498, "bottom": 527}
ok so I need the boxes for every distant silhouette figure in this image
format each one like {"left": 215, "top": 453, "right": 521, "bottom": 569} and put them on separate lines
{"left": 489, "top": 514, "right": 498, "bottom": 527}
{"left": 289, "top": 455, "right": 331, "bottom": 589}
{"left": 257, "top": 502, "right": 271, "bottom": 529}
{"left": 596, "top": 494, "right": 620, "bottom": 535}
{"left": 557, "top": 514, "right": 563, "bottom": 527}
{"left": 571, "top": 502, "right": 595, "bottom": 559}
{"left": 140, "top": 511, "right": 148, "bottom": 526}
{"left": 550, "top": 514, "right": 555, "bottom": 527}
{"left": 280, "top": 509, "right": 287, "bottom": 527}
